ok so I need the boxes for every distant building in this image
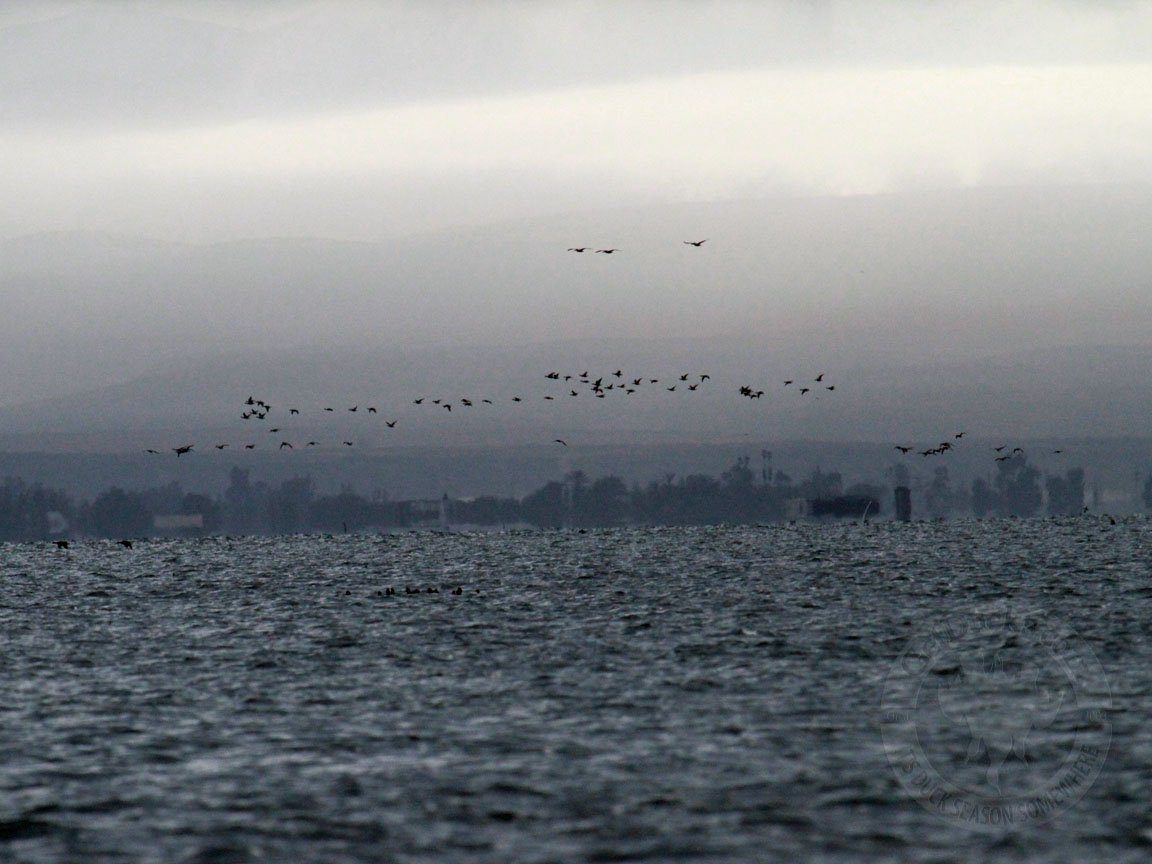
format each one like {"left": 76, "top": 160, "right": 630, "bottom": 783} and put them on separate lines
{"left": 810, "top": 495, "right": 879, "bottom": 519}
{"left": 784, "top": 498, "right": 809, "bottom": 521}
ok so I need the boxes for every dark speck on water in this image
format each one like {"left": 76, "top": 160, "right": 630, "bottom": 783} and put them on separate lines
{"left": 0, "top": 520, "right": 1149, "bottom": 862}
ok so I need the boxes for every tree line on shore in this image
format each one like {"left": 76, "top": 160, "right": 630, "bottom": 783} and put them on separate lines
{"left": 0, "top": 453, "right": 1115, "bottom": 542}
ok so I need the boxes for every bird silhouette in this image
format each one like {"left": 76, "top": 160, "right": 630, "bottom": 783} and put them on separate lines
{"left": 815, "top": 373, "right": 825, "bottom": 382}
{"left": 343, "top": 441, "right": 353, "bottom": 446}
{"left": 414, "top": 398, "right": 424, "bottom": 404}
{"left": 368, "top": 407, "right": 377, "bottom": 413}
{"left": 289, "top": 408, "right": 299, "bottom": 415}
{"left": 385, "top": 421, "right": 397, "bottom": 428}
{"left": 683, "top": 239, "right": 707, "bottom": 247}
{"left": 554, "top": 439, "right": 568, "bottom": 446}
{"left": 895, "top": 446, "right": 912, "bottom": 454}
{"left": 279, "top": 441, "right": 292, "bottom": 449}
{"left": 244, "top": 444, "right": 256, "bottom": 449}
{"left": 215, "top": 444, "right": 228, "bottom": 450}
{"left": 567, "top": 247, "right": 588, "bottom": 253}
{"left": 173, "top": 445, "right": 194, "bottom": 456}
{"left": 145, "top": 449, "right": 159, "bottom": 454}
{"left": 595, "top": 248, "right": 617, "bottom": 254}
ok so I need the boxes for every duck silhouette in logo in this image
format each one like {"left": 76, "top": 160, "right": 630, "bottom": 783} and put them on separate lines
{"left": 933, "top": 641, "right": 1066, "bottom": 794}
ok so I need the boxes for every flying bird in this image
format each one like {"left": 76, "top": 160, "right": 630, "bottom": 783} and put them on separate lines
{"left": 244, "top": 444, "right": 256, "bottom": 449}
{"left": 144, "top": 449, "right": 159, "bottom": 454}
{"left": 567, "top": 247, "right": 588, "bottom": 252}
{"left": 385, "top": 421, "right": 397, "bottom": 428}
{"left": 554, "top": 439, "right": 568, "bottom": 446}
{"left": 895, "top": 446, "right": 912, "bottom": 454}
{"left": 683, "top": 239, "right": 708, "bottom": 247}
{"left": 279, "top": 441, "right": 293, "bottom": 449}
{"left": 595, "top": 248, "right": 618, "bottom": 254}
{"left": 289, "top": 408, "right": 299, "bottom": 415}
{"left": 215, "top": 444, "right": 228, "bottom": 450}
{"left": 173, "top": 445, "right": 194, "bottom": 456}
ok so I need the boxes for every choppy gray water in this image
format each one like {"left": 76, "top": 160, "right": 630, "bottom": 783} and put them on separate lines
{"left": 0, "top": 519, "right": 1149, "bottom": 863}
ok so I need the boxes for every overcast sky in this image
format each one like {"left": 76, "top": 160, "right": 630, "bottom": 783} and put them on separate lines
{"left": 2, "top": 1, "right": 1151, "bottom": 240}
{"left": 2, "top": 1, "right": 1152, "bottom": 443}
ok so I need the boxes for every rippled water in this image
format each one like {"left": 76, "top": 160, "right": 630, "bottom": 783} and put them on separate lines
{"left": 1, "top": 519, "right": 1149, "bottom": 862}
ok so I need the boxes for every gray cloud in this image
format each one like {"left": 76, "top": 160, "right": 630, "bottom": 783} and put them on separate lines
{"left": 2, "top": 1, "right": 1150, "bottom": 132}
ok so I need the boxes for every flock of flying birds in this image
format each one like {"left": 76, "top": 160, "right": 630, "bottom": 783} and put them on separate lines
{"left": 143, "top": 236, "right": 1068, "bottom": 466}
{"left": 892, "top": 436, "right": 1066, "bottom": 462}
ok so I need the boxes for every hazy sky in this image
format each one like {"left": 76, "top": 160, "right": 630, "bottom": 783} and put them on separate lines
{"left": 3, "top": 0, "right": 1152, "bottom": 443}
{"left": 2, "top": 1, "right": 1152, "bottom": 240}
